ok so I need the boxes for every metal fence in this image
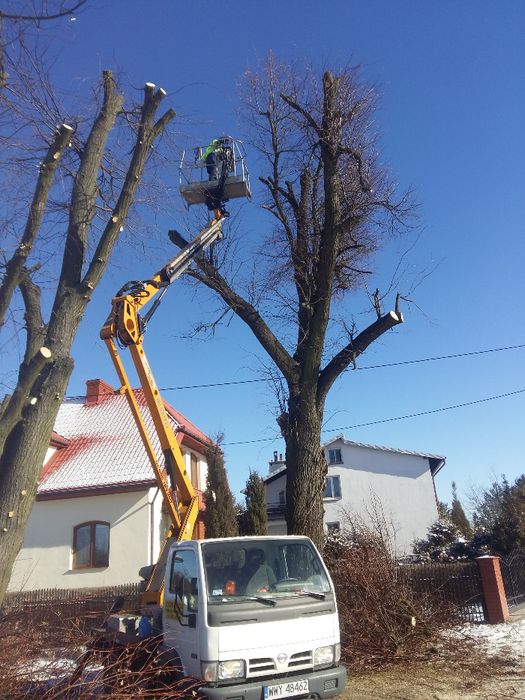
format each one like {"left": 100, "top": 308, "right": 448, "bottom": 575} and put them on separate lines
{"left": 500, "top": 551, "right": 525, "bottom": 609}
{"left": 1, "top": 583, "right": 142, "bottom": 628}
{"left": 398, "top": 561, "right": 486, "bottom": 622}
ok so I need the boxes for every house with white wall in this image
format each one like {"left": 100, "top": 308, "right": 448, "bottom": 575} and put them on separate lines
{"left": 264, "top": 435, "right": 445, "bottom": 554}
{"left": 8, "top": 378, "right": 211, "bottom": 592}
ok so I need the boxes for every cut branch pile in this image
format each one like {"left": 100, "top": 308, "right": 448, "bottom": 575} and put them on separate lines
{"left": 0, "top": 609, "right": 198, "bottom": 699}
{"left": 325, "top": 527, "right": 459, "bottom": 671}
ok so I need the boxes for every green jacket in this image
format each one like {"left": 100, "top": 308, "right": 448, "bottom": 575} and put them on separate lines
{"left": 202, "top": 139, "right": 221, "bottom": 161}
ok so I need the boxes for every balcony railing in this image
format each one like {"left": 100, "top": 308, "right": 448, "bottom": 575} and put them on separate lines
{"left": 266, "top": 502, "right": 286, "bottom": 520}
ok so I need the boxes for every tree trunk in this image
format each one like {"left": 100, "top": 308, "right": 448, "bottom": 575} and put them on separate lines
{"left": 0, "top": 356, "right": 73, "bottom": 598}
{"left": 281, "top": 392, "right": 327, "bottom": 551}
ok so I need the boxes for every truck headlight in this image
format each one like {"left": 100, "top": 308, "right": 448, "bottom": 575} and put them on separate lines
{"left": 218, "top": 659, "right": 245, "bottom": 680}
{"left": 314, "top": 645, "right": 335, "bottom": 667}
{"left": 201, "top": 660, "right": 246, "bottom": 682}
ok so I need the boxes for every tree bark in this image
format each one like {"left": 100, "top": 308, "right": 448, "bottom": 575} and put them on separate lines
{"left": 280, "top": 393, "right": 326, "bottom": 547}
{"left": 0, "top": 357, "right": 73, "bottom": 598}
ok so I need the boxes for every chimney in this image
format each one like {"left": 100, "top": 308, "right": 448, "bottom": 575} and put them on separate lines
{"left": 273, "top": 451, "right": 278, "bottom": 462}
{"left": 85, "top": 379, "right": 115, "bottom": 405}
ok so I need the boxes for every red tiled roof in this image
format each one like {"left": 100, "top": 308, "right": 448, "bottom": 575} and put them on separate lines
{"left": 39, "top": 387, "right": 211, "bottom": 495}
{"left": 163, "top": 401, "right": 211, "bottom": 445}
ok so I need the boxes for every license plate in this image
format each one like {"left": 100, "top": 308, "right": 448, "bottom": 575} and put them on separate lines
{"left": 263, "top": 679, "right": 309, "bottom": 699}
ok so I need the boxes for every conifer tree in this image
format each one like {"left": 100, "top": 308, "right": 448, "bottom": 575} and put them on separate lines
{"left": 450, "top": 482, "right": 472, "bottom": 537}
{"left": 241, "top": 470, "right": 268, "bottom": 536}
{"left": 488, "top": 474, "right": 525, "bottom": 554}
{"left": 437, "top": 500, "right": 451, "bottom": 521}
{"left": 203, "top": 441, "right": 239, "bottom": 538}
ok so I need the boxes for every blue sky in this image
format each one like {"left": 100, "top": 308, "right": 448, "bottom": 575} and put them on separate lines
{"left": 9, "top": 1, "right": 525, "bottom": 509}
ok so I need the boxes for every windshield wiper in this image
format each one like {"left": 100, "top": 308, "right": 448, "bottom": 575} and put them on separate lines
{"left": 244, "top": 595, "right": 277, "bottom": 606}
{"left": 299, "top": 590, "right": 326, "bottom": 600}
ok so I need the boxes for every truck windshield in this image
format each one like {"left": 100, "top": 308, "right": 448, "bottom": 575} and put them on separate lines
{"left": 202, "top": 538, "right": 331, "bottom": 602}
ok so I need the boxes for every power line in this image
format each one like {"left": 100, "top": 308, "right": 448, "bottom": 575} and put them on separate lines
{"left": 221, "top": 388, "right": 525, "bottom": 446}
{"left": 63, "top": 342, "right": 525, "bottom": 400}
{"left": 157, "top": 343, "right": 525, "bottom": 392}
{"left": 324, "top": 387, "right": 525, "bottom": 433}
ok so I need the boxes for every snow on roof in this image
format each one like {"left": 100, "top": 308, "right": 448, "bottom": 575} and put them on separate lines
{"left": 39, "top": 389, "right": 211, "bottom": 495}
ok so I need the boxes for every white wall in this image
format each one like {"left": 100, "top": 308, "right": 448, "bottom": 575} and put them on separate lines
{"left": 264, "top": 441, "right": 439, "bottom": 554}
{"left": 324, "top": 442, "right": 438, "bottom": 553}
{"left": 8, "top": 490, "right": 151, "bottom": 592}
{"left": 266, "top": 472, "right": 286, "bottom": 506}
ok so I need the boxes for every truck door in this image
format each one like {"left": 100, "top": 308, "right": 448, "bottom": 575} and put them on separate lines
{"left": 164, "top": 547, "right": 200, "bottom": 677}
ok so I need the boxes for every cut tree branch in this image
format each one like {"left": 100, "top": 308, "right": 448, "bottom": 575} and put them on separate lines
{"left": 83, "top": 84, "right": 175, "bottom": 291}
{"left": 0, "top": 268, "right": 50, "bottom": 443}
{"left": 317, "top": 309, "right": 404, "bottom": 405}
{"left": 0, "top": 123, "right": 74, "bottom": 328}
{"left": 57, "top": 71, "right": 123, "bottom": 293}
{"left": 20, "top": 269, "right": 47, "bottom": 362}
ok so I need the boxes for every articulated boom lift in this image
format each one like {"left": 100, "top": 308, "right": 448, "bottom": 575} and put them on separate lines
{"left": 100, "top": 214, "right": 224, "bottom": 605}
{"left": 100, "top": 136, "right": 250, "bottom": 607}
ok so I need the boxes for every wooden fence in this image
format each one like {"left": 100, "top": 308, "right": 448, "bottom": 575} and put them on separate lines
{"left": 1, "top": 583, "right": 142, "bottom": 629}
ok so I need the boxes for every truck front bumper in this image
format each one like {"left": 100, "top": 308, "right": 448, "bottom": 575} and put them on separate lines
{"left": 200, "top": 665, "right": 347, "bottom": 700}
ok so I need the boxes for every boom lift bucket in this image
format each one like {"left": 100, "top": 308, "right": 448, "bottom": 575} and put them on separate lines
{"left": 179, "top": 135, "right": 251, "bottom": 209}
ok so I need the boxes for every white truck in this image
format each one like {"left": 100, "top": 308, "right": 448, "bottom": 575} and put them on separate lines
{"left": 161, "top": 535, "right": 345, "bottom": 700}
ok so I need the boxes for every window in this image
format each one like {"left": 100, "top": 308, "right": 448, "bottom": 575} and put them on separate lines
{"left": 73, "top": 521, "right": 109, "bottom": 569}
{"left": 327, "top": 448, "right": 342, "bottom": 464}
{"left": 278, "top": 490, "right": 285, "bottom": 505}
{"left": 190, "top": 453, "right": 200, "bottom": 489}
{"left": 170, "top": 549, "right": 199, "bottom": 613}
{"left": 323, "top": 475, "right": 342, "bottom": 499}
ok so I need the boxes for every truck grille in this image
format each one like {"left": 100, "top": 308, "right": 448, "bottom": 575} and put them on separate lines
{"left": 249, "top": 658, "right": 276, "bottom": 674}
{"left": 289, "top": 650, "right": 313, "bottom": 667}
{"left": 248, "top": 651, "right": 313, "bottom": 677}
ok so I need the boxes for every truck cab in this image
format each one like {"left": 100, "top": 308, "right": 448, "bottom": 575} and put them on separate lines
{"left": 163, "top": 536, "right": 346, "bottom": 700}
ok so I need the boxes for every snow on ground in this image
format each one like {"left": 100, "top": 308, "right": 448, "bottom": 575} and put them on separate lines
{"left": 447, "top": 618, "right": 525, "bottom": 664}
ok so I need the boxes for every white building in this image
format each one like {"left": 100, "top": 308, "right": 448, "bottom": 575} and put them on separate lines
{"left": 263, "top": 435, "right": 445, "bottom": 554}
{"left": 8, "top": 379, "right": 211, "bottom": 592}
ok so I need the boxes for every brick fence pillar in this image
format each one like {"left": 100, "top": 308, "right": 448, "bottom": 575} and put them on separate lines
{"left": 476, "top": 555, "right": 509, "bottom": 624}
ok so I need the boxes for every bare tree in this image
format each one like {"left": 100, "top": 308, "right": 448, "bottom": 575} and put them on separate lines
{"left": 0, "top": 67, "right": 175, "bottom": 604}
{"left": 173, "top": 59, "right": 413, "bottom": 550}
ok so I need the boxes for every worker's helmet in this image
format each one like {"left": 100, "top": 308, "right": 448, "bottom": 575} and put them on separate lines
{"left": 212, "top": 139, "right": 220, "bottom": 146}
